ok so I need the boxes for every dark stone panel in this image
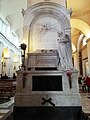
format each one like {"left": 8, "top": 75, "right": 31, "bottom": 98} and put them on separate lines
{"left": 35, "top": 67, "right": 57, "bottom": 70}
{"left": 32, "top": 75, "right": 62, "bottom": 91}
{"left": 13, "top": 106, "right": 82, "bottom": 120}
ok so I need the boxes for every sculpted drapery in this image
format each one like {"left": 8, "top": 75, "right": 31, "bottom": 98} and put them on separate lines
{"left": 57, "top": 32, "right": 73, "bottom": 70}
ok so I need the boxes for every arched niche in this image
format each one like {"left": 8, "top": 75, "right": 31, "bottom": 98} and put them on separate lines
{"left": 23, "top": 2, "right": 71, "bottom": 52}
{"left": 2, "top": 48, "right": 10, "bottom": 59}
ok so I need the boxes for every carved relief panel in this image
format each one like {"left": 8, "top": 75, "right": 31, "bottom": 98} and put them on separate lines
{"left": 32, "top": 16, "right": 62, "bottom": 51}
{"left": 24, "top": 2, "right": 71, "bottom": 52}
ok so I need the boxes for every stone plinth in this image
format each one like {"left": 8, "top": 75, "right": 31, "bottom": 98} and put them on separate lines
{"left": 13, "top": 70, "right": 81, "bottom": 120}
{"left": 14, "top": 70, "right": 81, "bottom": 107}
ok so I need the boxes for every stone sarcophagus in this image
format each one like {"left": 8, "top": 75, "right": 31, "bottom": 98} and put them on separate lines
{"left": 27, "top": 49, "right": 59, "bottom": 70}
{"left": 13, "top": 1, "right": 82, "bottom": 120}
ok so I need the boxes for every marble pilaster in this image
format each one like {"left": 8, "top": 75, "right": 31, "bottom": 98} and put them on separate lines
{"left": 23, "top": 26, "right": 30, "bottom": 53}
{"left": 86, "top": 38, "right": 90, "bottom": 74}
{"left": 3, "top": 58, "right": 10, "bottom": 77}
{"left": 73, "top": 51, "right": 79, "bottom": 71}
{"left": 9, "top": 49, "right": 14, "bottom": 77}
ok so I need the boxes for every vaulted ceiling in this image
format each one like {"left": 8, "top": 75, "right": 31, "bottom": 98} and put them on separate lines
{"left": 0, "top": 0, "right": 90, "bottom": 50}
{"left": 0, "top": 0, "right": 27, "bottom": 40}
{"left": 67, "top": 0, "right": 90, "bottom": 49}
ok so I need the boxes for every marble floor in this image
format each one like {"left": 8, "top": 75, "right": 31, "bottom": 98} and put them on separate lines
{"left": 0, "top": 93, "right": 90, "bottom": 120}
{"left": 80, "top": 93, "right": 90, "bottom": 115}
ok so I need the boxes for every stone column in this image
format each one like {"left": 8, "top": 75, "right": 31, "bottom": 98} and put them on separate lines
{"left": 86, "top": 38, "right": 90, "bottom": 74}
{"left": 73, "top": 51, "right": 79, "bottom": 71}
{"left": 23, "top": 26, "right": 30, "bottom": 53}
{"left": 9, "top": 49, "right": 14, "bottom": 78}
{"left": 0, "top": 42, "right": 4, "bottom": 76}
{"left": 23, "top": 26, "right": 30, "bottom": 67}
{"left": 3, "top": 58, "right": 10, "bottom": 77}
{"left": 2, "top": 48, "right": 10, "bottom": 77}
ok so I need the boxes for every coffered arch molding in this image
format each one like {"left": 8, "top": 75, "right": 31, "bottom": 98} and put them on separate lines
{"left": 24, "top": 2, "right": 71, "bottom": 52}
{"left": 24, "top": 2, "right": 71, "bottom": 27}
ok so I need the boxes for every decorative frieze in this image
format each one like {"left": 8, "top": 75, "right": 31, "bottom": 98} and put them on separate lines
{"left": 27, "top": 0, "right": 66, "bottom": 8}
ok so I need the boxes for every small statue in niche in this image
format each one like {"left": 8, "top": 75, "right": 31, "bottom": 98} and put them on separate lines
{"left": 57, "top": 31, "right": 73, "bottom": 70}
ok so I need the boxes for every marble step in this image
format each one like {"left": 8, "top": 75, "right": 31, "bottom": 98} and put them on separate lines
{"left": 0, "top": 109, "right": 12, "bottom": 120}
{"left": 0, "top": 97, "right": 14, "bottom": 120}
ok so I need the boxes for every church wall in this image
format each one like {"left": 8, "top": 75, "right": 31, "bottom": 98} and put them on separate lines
{"left": 0, "top": 33, "right": 21, "bottom": 78}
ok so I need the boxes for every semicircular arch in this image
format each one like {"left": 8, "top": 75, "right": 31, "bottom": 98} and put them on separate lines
{"left": 71, "top": 19, "right": 90, "bottom": 39}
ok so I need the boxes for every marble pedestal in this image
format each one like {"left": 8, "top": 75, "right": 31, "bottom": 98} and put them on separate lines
{"left": 13, "top": 70, "right": 82, "bottom": 120}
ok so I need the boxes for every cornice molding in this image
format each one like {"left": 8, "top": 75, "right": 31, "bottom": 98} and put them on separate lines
{"left": 71, "top": 8, "right": 90, "bottom": 18}
{"left": 0, "top": 32, "right": 20, "bottom": 54}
